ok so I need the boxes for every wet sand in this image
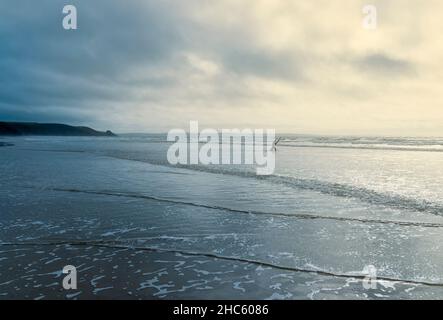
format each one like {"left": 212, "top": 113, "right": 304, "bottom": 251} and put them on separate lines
{"left": 1, "top": 243, "right": 436, "bottom": 300}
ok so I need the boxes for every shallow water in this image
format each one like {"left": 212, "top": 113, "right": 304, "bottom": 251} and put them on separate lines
{"left": 1, "top": 135, "right": 443, "bottom": 299}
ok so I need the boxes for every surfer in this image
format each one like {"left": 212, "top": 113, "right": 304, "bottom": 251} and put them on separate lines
{"left": 272, "top": 137, "right": 281, "bottom": 151}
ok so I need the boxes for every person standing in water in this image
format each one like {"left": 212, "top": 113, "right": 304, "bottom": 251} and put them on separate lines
{"left": 272, "top": 137, "right": 281, "bottom": 151}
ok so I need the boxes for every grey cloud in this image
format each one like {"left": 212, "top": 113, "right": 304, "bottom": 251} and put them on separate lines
{"left": 354, "top": 53, "right": 414, "bottom": 76}
{"left": 0, "top": 0, "right": 188, "bottom": 121}
{"left": 221, "top": 49, "right": 304, "bottom": 81}
{"left": 0, "top": 0, "right": 305, "bottom": 127}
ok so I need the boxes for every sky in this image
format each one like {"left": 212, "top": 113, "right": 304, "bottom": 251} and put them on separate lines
{"left": 1, "top": 0, "right": 443, "bottom": 135}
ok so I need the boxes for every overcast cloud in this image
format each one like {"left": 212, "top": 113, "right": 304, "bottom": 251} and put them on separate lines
{"left": 1, "top": 0, "right": 442, "bottom": 135}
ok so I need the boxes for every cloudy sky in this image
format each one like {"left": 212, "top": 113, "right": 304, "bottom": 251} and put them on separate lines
{"left": 1, "top": 0, "right": 443, "bottom": 135}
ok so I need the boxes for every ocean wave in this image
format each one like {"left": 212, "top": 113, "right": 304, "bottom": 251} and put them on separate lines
{"left": 279, "top": 143, "right": 443, "bottom": 152}
{"left": 280, "top": 136, "right": 443, "bottom": 146}
{"left": 99, "top": 153, "right": 443, "bottom": 217}
{"left": 2, "top": 239, "right": 442, "bottom": 287}
{"left": 49, "top": 188, "right": 443, "bottom": 228}
{"left": 268, "top": 175, "right": 443, "bottom": 217}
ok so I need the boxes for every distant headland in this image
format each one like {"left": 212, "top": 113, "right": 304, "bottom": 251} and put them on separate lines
{"left": 0, "top": 121, "right": 117, "bottom": 137}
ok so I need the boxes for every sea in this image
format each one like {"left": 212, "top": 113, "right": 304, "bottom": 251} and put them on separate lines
{"left": 1, "top": 134, "right": 443, "bottom": 299}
